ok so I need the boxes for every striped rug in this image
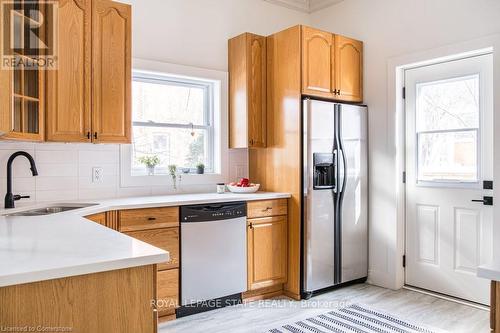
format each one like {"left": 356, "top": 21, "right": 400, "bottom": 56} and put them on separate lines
{"left": 267, "top": 304, "right": 440, "bottom": 333}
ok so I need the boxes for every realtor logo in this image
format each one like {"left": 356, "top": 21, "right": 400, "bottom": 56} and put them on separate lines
{"left": 0, "top": 0, "right": 58, "bottom": 70}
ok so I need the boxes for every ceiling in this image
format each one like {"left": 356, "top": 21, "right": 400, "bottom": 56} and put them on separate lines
{"left": 263, "top": 0, "right": 344, "bottom": 13}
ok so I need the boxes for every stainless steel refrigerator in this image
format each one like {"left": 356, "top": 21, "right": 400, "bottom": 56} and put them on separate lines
{"left": 302, "top": 99, "right": 368, "bottom": 298}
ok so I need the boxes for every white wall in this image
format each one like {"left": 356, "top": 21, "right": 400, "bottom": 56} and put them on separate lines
{"left": 122, "top": 0, "right": 310, "bottom": 71}
{"left": 310, "top": 0, "right": 500, "bottom": 289}
{"left": 0, "top": 0, "right": 308, "bottom": 204}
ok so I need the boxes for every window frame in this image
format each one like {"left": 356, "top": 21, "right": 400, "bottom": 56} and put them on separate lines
{"left": 120, "top": 59, "right": 229, "bottom": 188}
{"left": 131, "top": 73, "right": 215, "bottom": 174}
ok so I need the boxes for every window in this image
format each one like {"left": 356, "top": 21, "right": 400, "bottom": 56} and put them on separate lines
{"left": 120, "top": 59, "right": 227, "bottom": 188}
{"left": 131, "top": 73, "right": 214, "bottom": 175}
{"left": 416, "top": 74, "right": 479, "bottom": 183}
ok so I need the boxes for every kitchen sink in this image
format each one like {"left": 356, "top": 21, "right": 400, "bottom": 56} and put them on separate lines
{"left": 3, "top": 203, "right": 98, "bottom": 216}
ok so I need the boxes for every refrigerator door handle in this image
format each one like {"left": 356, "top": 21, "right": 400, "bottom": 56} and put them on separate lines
{"left": 303, "top": 100, "right": 309, "bottom": 196}
{"left": 338, "top": 148, "right": 347, "bottom": 195}
{"left": 332, "top": 149, "right": 338, "bottom": 194}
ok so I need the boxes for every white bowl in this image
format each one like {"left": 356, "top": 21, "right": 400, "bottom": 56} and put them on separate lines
{"left": 227, "top": 184, "right": 260, "bottom": 193}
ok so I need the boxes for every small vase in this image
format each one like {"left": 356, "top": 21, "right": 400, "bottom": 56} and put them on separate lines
{"left": 147, "top": 166, "right": 155, "bottom": 176}
{"left": 197, "top": 166, "right": 204, "bottom": 174}
{"left": 171, "top": 176, "right": 177, "bottom": 190}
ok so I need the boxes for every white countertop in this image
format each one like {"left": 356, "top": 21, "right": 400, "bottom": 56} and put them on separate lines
{"left": 478, "top": 260, "right": 500, "bottom": 281}
{"left": 0, "top": 192, "right": 290, "bottom": 287}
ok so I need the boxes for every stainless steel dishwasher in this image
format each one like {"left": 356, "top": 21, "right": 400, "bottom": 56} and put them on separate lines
{"left": 177, "top": 202, "right": 247, "bottom": 317}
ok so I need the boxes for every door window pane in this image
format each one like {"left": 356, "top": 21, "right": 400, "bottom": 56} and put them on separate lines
{"left": 418, "top": 131, "right": 477, "bottom": 182}
{"left": 416, "top": 75, "right": 480, "bottom": 184}
{"left": 416, "top": 75, "right": 479, "bottom": 131}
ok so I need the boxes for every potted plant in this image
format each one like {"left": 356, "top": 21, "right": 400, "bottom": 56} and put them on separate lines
{"left": 138, "top": 155, "right": 160, "bottom": 176}
{"left": 168, "top": 164, "right": 178, "bottom": 190}
{"left": 196, "top": 163, "right": 205, "bottom": 174}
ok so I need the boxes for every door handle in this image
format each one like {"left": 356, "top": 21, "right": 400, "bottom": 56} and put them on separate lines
{"left": 471, "top": 196, "right": 493, "bottom": 206}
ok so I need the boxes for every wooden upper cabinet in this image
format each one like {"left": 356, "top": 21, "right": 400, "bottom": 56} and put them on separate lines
{"left": 301, "top": 26, "right": 334, "bottom": 99}
{"left": 300, "top": 26, "right": 363, "bottom": 102}
{"left": 46, "top": 0, "right": 92, "bottom": 142}
{"left": 334, "top": 35, "right": 363, "bottom": 102}
{"left": 228, "top": 33, "right": 266, "bottom": 149}
{"left": 0, "top": 66, "right": 10, "bottom": 138}
{"left": 0, "top": 0, "right": 45, "bottom": 142}
{"left": 92, "top": 0, "right": 131, "bottom": 143}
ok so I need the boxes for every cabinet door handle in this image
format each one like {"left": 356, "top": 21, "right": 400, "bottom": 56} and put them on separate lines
{"left": 147, "top": 217, "right": 157, "bottom": 221}
{"left": 94, "top": 132, "right": 98, "bottom": 140}
{"left": 249, "top": 223, "right": 253, "bottom": 229}
{"left": 86, "top": 132, "right": 91, "bottom": 139}
{"left": 262, "top": 206, "right": 272, "bottom": 212}
{"left": 249, "top": 139, "right": 254, "bottom": 146}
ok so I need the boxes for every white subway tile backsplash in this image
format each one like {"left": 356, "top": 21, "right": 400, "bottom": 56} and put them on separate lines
{"left": 35, "top": 150, "right": 78, "bottom": 164}
{"left": 36, "top": 177, "right": 78, "bottom": 191}
{"left": 36, "top": 164, "right": 79, "bottom": 178}
{"left": 79, "top": 150, "right": 119, "bottom": 165}
{"left": 0, "top": 142, "right": 249, "bottom": 204}
{"left": 0, "top": 142, "right": 35, "bottom": 150}
{"left": 36, "top": 190, "right": 78, "bottom": 202}
{"left": 116, "top": 186, "right": 151, "bottom": 198}
{"left": 78, "top": 188, "right": 117, "bottom": 200}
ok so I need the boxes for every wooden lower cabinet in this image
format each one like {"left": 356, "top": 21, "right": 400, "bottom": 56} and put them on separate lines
{"left": 119, "top": 206, "right": 179, "bottom": 232}
{"left": 0, "top": 265, "right": 156, "bottom": 333}
{"left": 247, "top": 215, "right": 288, "bottom": 291}
{"left": 85, "top": 212, "right": 107, "bottom": 226}
{"left": 492, "top": 281, "right": 499, "bottom": 332}
{"left": 157, "top": 268, "right": 179, "bottom": 316}
{"left": 247, "top": 199, "right": 288, "bottom": 219}
{"left": 84, "top": 211, "right": 119, "bottom": 230}
{"left": 125, "top": 227, "right": 179, "bottom": 271}
{"left": 120, "top": 207, "right": 180, "bottom": 323}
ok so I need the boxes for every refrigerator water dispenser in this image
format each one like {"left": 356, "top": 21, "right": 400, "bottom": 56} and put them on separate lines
{"left": 313, "top": 153, "right": 335, "bottom": 190}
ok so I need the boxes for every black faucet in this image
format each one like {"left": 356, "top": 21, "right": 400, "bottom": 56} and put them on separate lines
{"left": 4, "top": 151, "right": 38, "bottom": 209}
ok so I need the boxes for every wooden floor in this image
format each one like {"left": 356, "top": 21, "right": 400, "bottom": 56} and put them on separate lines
{"left": 159, "top": 283, "right": 489, "bottom": 333}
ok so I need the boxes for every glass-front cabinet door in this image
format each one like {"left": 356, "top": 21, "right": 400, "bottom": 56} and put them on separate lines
{"left": 0, "top": 0, "right": 45, "bottom": 141}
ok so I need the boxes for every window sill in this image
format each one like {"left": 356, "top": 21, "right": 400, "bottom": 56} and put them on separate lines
{"left": 120, "top": 172, "right": 227, "bottom": 188}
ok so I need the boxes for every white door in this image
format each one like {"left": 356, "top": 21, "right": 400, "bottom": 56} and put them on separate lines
{"left": 405, "top": 54, "right": 493, "bottom": 305}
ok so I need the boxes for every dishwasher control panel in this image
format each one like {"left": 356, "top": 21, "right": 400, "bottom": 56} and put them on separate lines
{"left": 180, "top": 202, "right": 247, "bottom": 223}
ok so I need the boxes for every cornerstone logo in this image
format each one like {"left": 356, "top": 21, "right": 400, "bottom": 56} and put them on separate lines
{"left": 0, "top": 0, "right": 58, "bottom": 70}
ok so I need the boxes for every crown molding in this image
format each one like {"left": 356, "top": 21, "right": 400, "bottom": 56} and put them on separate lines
{"left": 309, "top": 0, "right": 344, "bottom": 12}
{"left": 263, "top": 0, "right": 344, "bottom": 13}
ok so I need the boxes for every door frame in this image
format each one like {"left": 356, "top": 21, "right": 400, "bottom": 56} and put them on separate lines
{"left": 385, "top": 34, "right": 500, "bottom": 291}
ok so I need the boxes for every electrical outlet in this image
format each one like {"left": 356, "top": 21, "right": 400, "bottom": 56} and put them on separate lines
{"left": 92, "top": 167, "right": 104, "bottom": 183}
